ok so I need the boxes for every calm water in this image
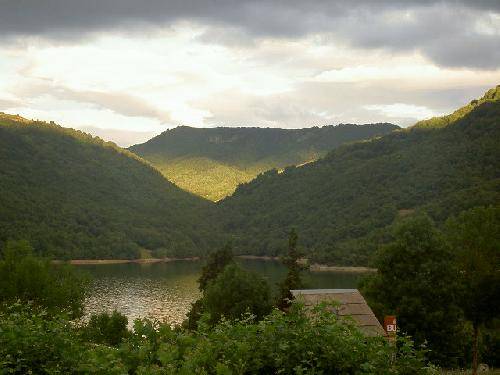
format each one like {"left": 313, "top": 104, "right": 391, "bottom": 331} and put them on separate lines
{"left": 79, "top": 259, "right": 367, "bottom": 326}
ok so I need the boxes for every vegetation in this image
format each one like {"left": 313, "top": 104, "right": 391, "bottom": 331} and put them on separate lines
{"left": 185, "top": 244, "right": 272, "bottom": 329}
{"left": 0, "top": 303, "right": 125, "bottom": 374}
{"left": 0, "top": 206, "right": 496, "bottom": 372}
{"left": 0, "top": 240, "right": 87, "bottom": 318}
{"left": 197, "top": 242, "right": 234, "bottom": 291}
{"left": 361, "top": 208, "right": 500, "bottom": 371}
{"left": 129, "top": 123, "right": 398, "bottom": 201}
{"left": 201, "top": 263, "right": 273, "bottom": 326}
{"left": 83, "top": 310, "right": 129, "bottom": 346}
{"left": 0, "top": 113, "right": 219, "bottom": 259}
{"left": 444, "top": 207, "right": 500, "bottom": 374}
{"left": 0, "top": 242, "right": 439, "bottom": 373}
{"left": 185, "top": 244, "right": 235, "bottom": 329}
{"left": 360, "top": 215, "right": 467, "bottom": 367}
{"left": 276, "top": 229, "right": 305, "bottom": 310}
{"left": 0, "top": 303, "right": 437, "bottom": 374}
{"left": 218, "top": 87, "right": 500, "bottom": 265}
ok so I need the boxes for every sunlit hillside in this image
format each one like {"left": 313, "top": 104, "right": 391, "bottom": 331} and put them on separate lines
{"left": 129, "top": 124, "right": 398, "bottom": 201}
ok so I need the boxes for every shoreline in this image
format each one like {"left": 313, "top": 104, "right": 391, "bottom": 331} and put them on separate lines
{"left": 52, "top": 256, "right": 376, "bottom": 272}
{"left": 308, "top": 264, "right": 377, "bottom": 273}
{"left": 52, "top": 257, "right": 200, "bottom": 265}
{"left": 236, "top": 255, "right": 280, "bottom": 261}
{"left": 236, "top": 255, "right": 376, "bottom": 272}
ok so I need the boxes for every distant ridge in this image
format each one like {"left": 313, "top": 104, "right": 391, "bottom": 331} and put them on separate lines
{"left": 129, "top": 123, "right": 398, "bottom": 201}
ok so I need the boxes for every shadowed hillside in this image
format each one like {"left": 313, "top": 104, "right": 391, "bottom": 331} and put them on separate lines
{"left": 0, "top": 114, "right": 218, "bottom": 259}
{"left": 129, "top": 123, "right": 398, "bottom": 201}
{"left": 218, "top": 87, "right": 500, "bottom": 265}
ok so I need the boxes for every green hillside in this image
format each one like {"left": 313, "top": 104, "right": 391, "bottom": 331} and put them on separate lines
{"left": 129, "top": 123, "right": 398, "bottom": 201}
{"left": 218, "top": 87, "right": 500, "bottom": 265}
{"left": 0, "top": 114, "right": 218, "bottom": 259}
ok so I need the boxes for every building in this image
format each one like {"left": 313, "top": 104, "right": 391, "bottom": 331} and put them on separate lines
{"left": 290, "top": 289, "right": 386, "bottom": 337}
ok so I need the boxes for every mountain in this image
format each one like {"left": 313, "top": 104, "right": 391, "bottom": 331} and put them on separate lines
{"left": 0, "top": 114, "right": 218, "bottom": 259}
{"left": 129, "top": 123, "right": 398, "bottom": 201}
{"left": 218, "top": 86, "right": 500, "bottom": 265}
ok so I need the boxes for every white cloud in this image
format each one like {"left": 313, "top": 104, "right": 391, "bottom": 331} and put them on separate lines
{"left": 363, "top": 103, "right": 441, "bottom": 120}
{"left": 312, "top": 62, "right": 500, "bottom": 89}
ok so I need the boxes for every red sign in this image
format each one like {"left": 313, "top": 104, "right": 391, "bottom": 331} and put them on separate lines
{"left": 384, "top": 316, "right": 397, "bottom": 335}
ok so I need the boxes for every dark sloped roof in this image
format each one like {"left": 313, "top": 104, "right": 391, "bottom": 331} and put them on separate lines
{"left": 291, "top": 289, "right": 386, "bottom": 337}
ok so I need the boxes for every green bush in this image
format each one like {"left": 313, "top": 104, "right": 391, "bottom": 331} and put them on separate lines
{"left": 0, "top": 240, "right": 88, "bottom": 318}
{"left": 0, "top": 302, "right": 437, "bottom": 374}
{"left": 83, "top": 310, "right": 129, "bottom": 346}
{"left": 125, "top": 303, "right": 438, "bottom": 374}
{"left": 0, "top": 303, "right": 125, "bottom": 374}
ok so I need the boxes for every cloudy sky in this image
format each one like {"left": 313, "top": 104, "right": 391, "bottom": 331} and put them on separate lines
{"left": 1, "top": 0, "right": 499, "bottom": 146}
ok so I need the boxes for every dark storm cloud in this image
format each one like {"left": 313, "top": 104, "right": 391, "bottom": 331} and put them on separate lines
{"left": 0, "top": 0, "right": 499, "bottom": 69}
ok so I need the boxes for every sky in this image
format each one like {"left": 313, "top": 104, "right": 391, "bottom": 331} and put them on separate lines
{"left": 0, "top": 0, "right": 499, "bottom": 146}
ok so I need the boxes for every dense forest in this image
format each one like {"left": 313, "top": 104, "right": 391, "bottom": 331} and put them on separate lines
{"left": 218, "top": 86, "right": 500, "bottom": 265}
{"left": 129, "top": 123, "right": 398, "bottom": 201}
{"left": 0, "top": 113, "right": 218, "bottom": 259}
{"left": 1, "top": 87, "right": 498, "bottom": 264}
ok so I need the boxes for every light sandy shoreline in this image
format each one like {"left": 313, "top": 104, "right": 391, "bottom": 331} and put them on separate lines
{"left": 308, "top": 264, "right": 377, "bottom": 273}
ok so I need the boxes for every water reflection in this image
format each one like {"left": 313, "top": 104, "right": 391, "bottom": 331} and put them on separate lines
{"left": 80, "top": 259, "right": 366, "bottom": 327}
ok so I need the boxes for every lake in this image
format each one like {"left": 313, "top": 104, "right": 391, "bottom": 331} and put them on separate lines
{"left": 79, "top": 259, "right": 368, "bottom": 326}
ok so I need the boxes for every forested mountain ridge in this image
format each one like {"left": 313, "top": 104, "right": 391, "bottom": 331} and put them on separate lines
{"left": 218, "top": 86, "right": 500, "bottom": 265}
{"left": 129, "top": 123, "right": 398, "bottom": 201}
{"left": 0, "top": 113, "right": 218, "bottom": 259}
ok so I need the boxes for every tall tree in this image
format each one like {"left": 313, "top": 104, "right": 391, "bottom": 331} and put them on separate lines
{"left": 361, "top": 215, "right": 466, "bottom": 367}
{"left": 197, "top": 242, "right": 234, "bottom": 291}
{"left": 445, "top": 206, "right": 500, "bottom": 375}
{"left": 185, "top": 243, "right": 234, "bottom": 329}
{"left": 277, "top": 229, "right": 305, "bottom": 310}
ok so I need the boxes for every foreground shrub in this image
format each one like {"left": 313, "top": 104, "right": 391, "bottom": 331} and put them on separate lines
{"left": 122, "top": 303, "right": 438, "bottom": 374}
{"left": 0, "top": 303, "right": 437, "bottom": 374}
{"left": 0, "top": 303, "right": 125, "bottom": 374}
{"left": 83, "top": 310, "right": 129, "bottom": 346}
